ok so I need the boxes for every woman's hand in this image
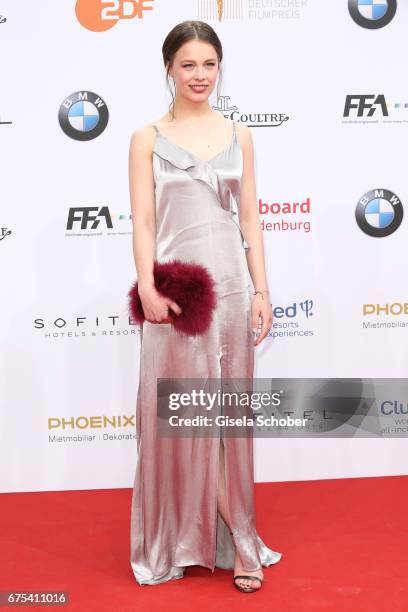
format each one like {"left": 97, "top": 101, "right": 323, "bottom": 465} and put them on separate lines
{"left": 139, "top": 286, "right": 182, "bottom": 324}
{"left": 251, "top": 293, "right": 273, "bottom": 346}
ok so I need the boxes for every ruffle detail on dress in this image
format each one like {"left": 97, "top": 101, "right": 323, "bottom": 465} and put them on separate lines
{"left": 153, "top": 135, "right": 250, "bottom": 253}
{"left": 229, "top": 191, "right": 250, "bottom": 253}
{"left": 153, "top": 136, "right": 196, "bottom": 171}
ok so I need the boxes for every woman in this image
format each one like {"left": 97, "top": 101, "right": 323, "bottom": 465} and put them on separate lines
{"left": 129, "top": 20, "right": 282, "bottom": 592}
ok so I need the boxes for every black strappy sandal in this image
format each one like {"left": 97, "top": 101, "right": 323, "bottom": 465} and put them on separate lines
{"left": 229, "top": 529, "right": 263, "bottom": 593}
{"left": 233, "top": 574, "right": 262, "bottom": 593}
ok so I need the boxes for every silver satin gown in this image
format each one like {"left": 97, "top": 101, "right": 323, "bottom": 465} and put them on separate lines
{"left": 130, "top": 120, "right": 283, "bottom": 585}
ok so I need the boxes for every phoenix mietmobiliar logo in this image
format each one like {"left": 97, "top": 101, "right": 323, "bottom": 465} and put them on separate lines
{"left": 75, "top": 0, "right": 154, "bottom": 32}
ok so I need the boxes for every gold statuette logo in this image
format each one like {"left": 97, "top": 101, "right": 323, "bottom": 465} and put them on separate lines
{"left": 217, "top": 0, "right": 223, "bottom": 21}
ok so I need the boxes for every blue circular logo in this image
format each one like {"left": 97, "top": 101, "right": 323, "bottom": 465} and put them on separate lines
{"left": 58, "top": 91, "right": 109, "bottom": 141}
{"left": 348, "top": 0, "right": 397, "bottom": 29}
{"left": 355, "top": 188, "right": 403, "bottom": 237}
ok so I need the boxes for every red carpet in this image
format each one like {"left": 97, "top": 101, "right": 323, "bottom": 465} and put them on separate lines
{"left": 1, "top": 476, "right": 407, "bottom": 611}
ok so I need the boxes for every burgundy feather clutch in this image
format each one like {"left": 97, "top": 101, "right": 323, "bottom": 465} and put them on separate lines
{"left": 128, "top": 259, "right": 217, "bottom": 337}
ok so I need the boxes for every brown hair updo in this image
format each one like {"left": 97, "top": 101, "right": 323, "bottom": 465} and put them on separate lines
{"left": 161, "top": 20, "right": 223, "bottom": 119}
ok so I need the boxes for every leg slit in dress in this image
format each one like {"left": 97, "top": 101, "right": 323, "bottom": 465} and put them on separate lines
{"left": 212, "top": 349, "right": 241, "bottom": 572}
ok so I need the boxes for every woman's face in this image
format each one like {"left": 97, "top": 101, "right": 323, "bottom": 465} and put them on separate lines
{"left": 168, "top": 39, "right": 219, "bottom": 104}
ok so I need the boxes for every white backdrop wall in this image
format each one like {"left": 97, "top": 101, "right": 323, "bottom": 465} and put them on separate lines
{"left": 1, "top": 1, "right": 407, "bottom": 493}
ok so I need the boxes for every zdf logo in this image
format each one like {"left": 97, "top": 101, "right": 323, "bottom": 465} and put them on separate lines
{"left": 75, "top": 0, "right": 154, "bottom": 32}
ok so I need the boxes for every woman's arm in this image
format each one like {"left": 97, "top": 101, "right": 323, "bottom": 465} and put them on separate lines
{"left": 236, "top": 123, "right": 272, "bottom": 346}
{"left": 128, "top": 126, "right": 181, "bottom": 323}
{"left": 236, "top": 123, "right": 269, "bottom": 293}
{"left": 128, "top": 126, "right": 157, "bottom": 291}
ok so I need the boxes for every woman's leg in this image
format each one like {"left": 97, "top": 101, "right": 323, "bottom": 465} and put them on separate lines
{"left": 217, "top": 438, "right": 263, "bottom": 590}
{"left": 216, "top": 438, "right": 231, "bottom": 525}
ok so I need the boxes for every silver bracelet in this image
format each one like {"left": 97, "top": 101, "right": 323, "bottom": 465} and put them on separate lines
{"left": 253, "top": 289, "right": 269, "bottom": 300}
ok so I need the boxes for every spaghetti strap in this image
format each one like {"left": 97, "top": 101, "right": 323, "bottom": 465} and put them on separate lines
{"left": 152, "top": 124, "right": 159, "bottom": 133}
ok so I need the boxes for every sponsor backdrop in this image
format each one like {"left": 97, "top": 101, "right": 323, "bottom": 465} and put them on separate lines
{"left": 0, "top": 0, "right": 407, "bottom": 493}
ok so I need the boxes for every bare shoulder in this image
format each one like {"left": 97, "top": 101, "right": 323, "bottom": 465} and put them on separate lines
{"left": 234, "top": 120, "right": 252, "bottom": 147}
{"left": 129, "top": 121, "right": 158, "bottom": 155}
{"left": 234, "top": 121, "right": 253, "bottom": 162}
{"left": 215, "top": 113, "right": 253, "bottom": 150}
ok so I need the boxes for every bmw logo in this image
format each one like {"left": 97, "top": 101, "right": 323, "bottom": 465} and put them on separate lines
{"left": 348, "top": 0, "right": 397, "bottom": 29}
{"left": 355, "top": 188, "right": 403, "bottom": 237}
{"left": 58, "top": 90, "right": 109, "bottom": 141}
